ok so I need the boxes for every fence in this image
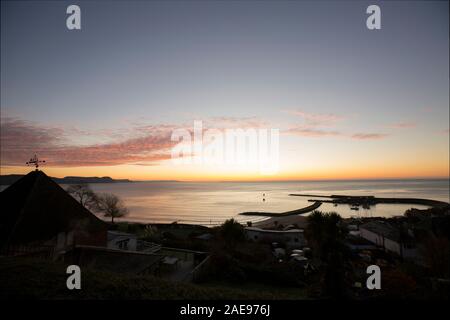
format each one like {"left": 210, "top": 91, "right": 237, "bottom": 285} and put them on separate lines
{"left": 190, "top": 255, "right": 210, "bottom": 282}
{"left": 136, "top": 240, "right": 162, "bottom": 253}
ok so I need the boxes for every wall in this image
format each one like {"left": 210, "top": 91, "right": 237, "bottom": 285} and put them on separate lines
{"left": 245, "top": 229, "right": 305, "bottom": 248}
{"left": 360, "top": 228, "right": 384, "bottom": 247}
{"left": 384, "top": 237, "right": 401, "bottom": 255}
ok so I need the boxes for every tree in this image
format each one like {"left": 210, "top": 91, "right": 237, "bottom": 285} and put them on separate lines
{"left": 219, "top": 219, "right": 245, "bottom": 248}
{"left": 306, "top": 210, "right": 347, "bottom": 260}
{"left": 66, "top": 184, "right": 99, "bottom": 211}
{"left": 306, "top": 211, "right": 349, "bottom": 298}
{"left": 96, "top": 193, "right": 129, "bottom": 224}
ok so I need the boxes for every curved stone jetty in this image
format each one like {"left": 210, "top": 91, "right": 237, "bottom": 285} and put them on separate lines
{"left": 289, "top": 194, "right": 449, "bottom": 208}
{"left": 239, "top": 201, "right": 322, "bottom": 217}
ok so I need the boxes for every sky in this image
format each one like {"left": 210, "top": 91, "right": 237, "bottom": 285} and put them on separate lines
{"left": 1, "top": 0, "right": 449, "bottom": 181}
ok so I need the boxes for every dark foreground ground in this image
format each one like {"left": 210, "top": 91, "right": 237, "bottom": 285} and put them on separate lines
{"left": 0, "top": 257, "right": 305, "bottom": 300}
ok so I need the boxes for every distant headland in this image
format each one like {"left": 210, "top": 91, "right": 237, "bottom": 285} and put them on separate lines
{"left": 0, "top": 174, "right": 133, "bottom": 185}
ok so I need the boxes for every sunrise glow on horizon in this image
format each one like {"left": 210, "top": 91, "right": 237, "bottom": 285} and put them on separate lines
{"left": 1, "top": 159, "right": 449, "bottom": 182}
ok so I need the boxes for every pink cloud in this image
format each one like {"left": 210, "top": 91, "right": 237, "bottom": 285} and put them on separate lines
{"left": 421, "top": 106, "right": 434, "bottom": 113}
{"left": 285, "top": 126, "right": 388, "bottom": 140}
{"left": 283, "top": 110, "right": 388, "bottom": 140}
{"left": 285, "top": 110, "right": 345, "bottom": 126}
{"left": 283, "top": 110, "right": 344, "bottom": 137}
{"left": 351, "top": 133, "right": 389, "bottom": 140}
{"left": 284, "top": 126, "right": 342, "bottom": 137}
{"left": 389, "top": 122, "right": 417, "bottom": 129}
{"left": 0, "top": 117, "right": 175, "bottom": 167}
{"left": 0, "top": 118, "right": 65, "bottom": 147}
{"left": 0, "top": 116, "right": 273, "bottom": 168}
{"left": 204, "top": 116, "right": 269, "bottom": 129}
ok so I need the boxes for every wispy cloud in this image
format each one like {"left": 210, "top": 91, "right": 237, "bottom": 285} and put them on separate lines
{"left": 389, "top": 122, "right": 417, "bottom": 129}
{"left": 284, "top": 126, "right": 342, "bottom": 138}
{"left": 284, "top": 128, "right": 388, "bottom": 140}
{"left": 0, "top": 116, "right": 273, "bottom": 167}
{"left": 0, "top": 117, "right": 65, "bottom": 144}
{"left": 421, "top": 106, "right": 434, "bottom": 113}
{"left": 351, "top": 133, "right": 389, "bottom": 140}
{"left": 283, "top": 109, "right": 343, "bottom": 137}
{"left": 285, "top": 110, "right": 344, "bottom": 126}
{"left": 204, "top": 116, "right": 269, "bottom": 129}
{"left": 0, "top": 117, "right": 175, "bottom": 167}
{"left": 284, "top": 110, "right": 387, "bottom": 140}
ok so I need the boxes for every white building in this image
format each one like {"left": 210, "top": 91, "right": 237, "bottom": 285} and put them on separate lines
{"left": 107, "top": 231, "right": 162, "bottom": 254}
{"left": 245, "top": 227, "right": 306, "bottom": 249}
{"left": 359, "top": 221, "right": 417, "bottom": 259}
{"left": 107, "top": 231, "right": 138, "bottom": 251}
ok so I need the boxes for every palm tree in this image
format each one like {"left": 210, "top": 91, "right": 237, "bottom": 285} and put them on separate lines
{"left": 219, "top": 218, "right": 245, "bottom": 248}
{"left": 306, "top": 211, "right": 349, "bottom": 298}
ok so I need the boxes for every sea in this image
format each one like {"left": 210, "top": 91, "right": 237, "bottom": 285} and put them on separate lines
{"left": 64, "top": 179, "right": 450, "bottom": 226}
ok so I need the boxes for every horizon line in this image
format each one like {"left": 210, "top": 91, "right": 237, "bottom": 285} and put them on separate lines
{"left": 1, "top": 170, "right": 449, "bottom": 183}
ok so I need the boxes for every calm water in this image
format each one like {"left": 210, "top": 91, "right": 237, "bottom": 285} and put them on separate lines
{"left": 71, "top": 179, "right": 450, "bottom": 225}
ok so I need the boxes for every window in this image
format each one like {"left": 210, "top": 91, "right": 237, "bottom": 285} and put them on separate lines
{"left": 118, "top": 239, "right": 129, "bottom": 250}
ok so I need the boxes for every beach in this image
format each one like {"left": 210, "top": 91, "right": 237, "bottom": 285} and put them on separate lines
{"left": 254, "top": 214, "right": 309, "bottom": 229}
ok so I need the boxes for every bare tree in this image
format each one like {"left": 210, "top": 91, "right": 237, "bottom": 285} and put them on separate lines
{"left": 66, "top": 184, "right": 99, "bottom": 211}
{"left": 96, "top": 193, "right": 129, "bottom": 224}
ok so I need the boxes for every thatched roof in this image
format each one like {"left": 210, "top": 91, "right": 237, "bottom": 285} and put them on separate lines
{"left": 0, "top": 170, "right": 108, "bottom": 246}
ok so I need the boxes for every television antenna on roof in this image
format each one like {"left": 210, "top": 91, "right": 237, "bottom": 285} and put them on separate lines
{"left": 26, "top": 154, "right": 45, "bottom": 171}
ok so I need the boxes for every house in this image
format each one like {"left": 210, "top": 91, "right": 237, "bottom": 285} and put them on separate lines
{"left": 107, "top": 230, "right": 161, "bottom": 253}
{"left": 0, "top": 170, "right": 108, "bottom": 254}
{"left": 245, "top": 227, "right": 306, "bottom": 249}
{"left": 195, "top": 233, "right": 213, "bottom": 241}
{"left": 108, "top": 231, "right": 138, "bottom": 251}
{"left": 0, "top": 170, "right": 211, "bottom": 282}
{"left": 359, "top": 221, "right": 417, "bottom": 259}
{"left": 345, "top": 234, "right": 377, "bottom": 251}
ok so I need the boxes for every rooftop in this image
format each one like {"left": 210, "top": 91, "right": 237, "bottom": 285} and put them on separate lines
{"left": 0, "top": 170, "right": 107, "bottom": 246}
{"left": 360, "top": 221, "right": 401, "bottom": 242}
